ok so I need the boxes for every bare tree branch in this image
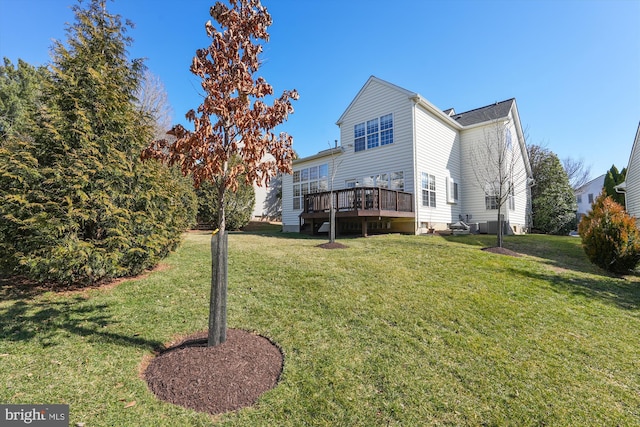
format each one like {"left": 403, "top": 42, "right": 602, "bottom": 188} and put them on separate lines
{"left": 562, "top": 156, "right": 591, "bottom": 189}
{"left": 135, "top": 70, "right": 173, "bottom": 141}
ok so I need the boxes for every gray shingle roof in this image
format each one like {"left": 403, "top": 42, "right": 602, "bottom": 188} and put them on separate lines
{"left": 451, "top": 99, "right": 515, "bottom": 126}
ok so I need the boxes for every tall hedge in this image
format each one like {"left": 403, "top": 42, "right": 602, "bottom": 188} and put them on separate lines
{"left": 0, "top": 0, "right": 196, "bottom": 285}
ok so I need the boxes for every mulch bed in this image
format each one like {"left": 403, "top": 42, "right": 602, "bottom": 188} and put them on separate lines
{"left": 144, "top": 329, "right": 283, "bottom": 415}
{"left": 481, "top": 246, "right": 522, "bottom": 257}
{"left": 316, "top": 241, "right": 348, "bottom": 249}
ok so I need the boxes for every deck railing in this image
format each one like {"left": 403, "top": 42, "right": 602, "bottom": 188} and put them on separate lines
{"left": 303, "top": 187, "right": 413, "bottom": 214}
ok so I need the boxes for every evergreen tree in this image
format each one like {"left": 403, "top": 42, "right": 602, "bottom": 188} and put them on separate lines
{"left": 197, "top": 177, "right": 255, "bottom": 230}
{"left": 0, "top": 0, "right": 196, "bottom": 284}
{"left": 0, "top": 58, "right": 49, "bottom": 138}
{"left": 529, "top": 146, "right": 577, "bottom": 234}
{"left": 603, "top": 164, "right": 626, "bottom": 206}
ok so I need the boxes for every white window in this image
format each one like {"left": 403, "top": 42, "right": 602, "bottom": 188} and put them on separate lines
{"left": 485, "top": 182, "right": 498, "bottom": 210}
{"left": 367, "top": 118, "right": 379, "bottom": 149}
{"left": 380, "top": 114, "right": 393, "bottom": 146}
{"left": 508, "top": 183, "right": 515, "bottom": 211}
{"left": 377, "top": 173, "right": 389, "bottom": 189}
{"left": 390, "top": 171, "right": 404, "bottom": 190}
{"left": 485, "top": 195, "right": 499, "bottom": 210}
{"left": 446, "top": 177, "right": 459, "bottom": 204}
{"left": 354, "top": 123, "right": 365, "bottom": 152}
{"left": 422, "top": 173, "right": 436, "bottom": 207}
{"left": 292, "top": 164, "right": 329, "bottom": 210}
{"left": 354, "top": 113, "right": 393, "bottom": 152}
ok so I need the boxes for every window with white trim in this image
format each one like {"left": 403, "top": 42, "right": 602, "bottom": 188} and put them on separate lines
{"left": 508, "top": 183, "right": 515, "bottom": 210}
{"left": 293, "top": 164, "right": 328, "bottom": 210}
{"left": 358, "top": 171, "right": 404, "bottom": 190}
{"left": 390, "top": 171, "right": 404, "bottom": 190}
{"left": 367, "top": 118, "right": 379, "bottom": 149}
{"left": 485, "top": 182, "right": 498, "bottom": 210}
{"left": 354, "top": 123, "right": 365, "bottom": 152}
{"left": 446, "top": 177, "right": 459, "bottom": 204}
{"left": 421, "top": 173, "right": 436, "bottom": 207}
{"left": 354, "top": 113, "right": 393, "bottom": 152}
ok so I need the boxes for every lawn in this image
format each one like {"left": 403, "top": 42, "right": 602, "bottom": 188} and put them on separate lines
{"left": 1, "top": 229, "right": 640, "bottom": 426}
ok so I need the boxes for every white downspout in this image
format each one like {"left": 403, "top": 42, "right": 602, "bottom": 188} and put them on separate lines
{"left": 412, "top": 98, "right": 420, "bottom": 234}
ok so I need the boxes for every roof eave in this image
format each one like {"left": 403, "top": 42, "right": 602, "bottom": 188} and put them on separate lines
{"left": 411, "top": 94, "right": 464, "bottom": 130}
{"left": 293, "top": 147, "right": 343, "bottom": 165}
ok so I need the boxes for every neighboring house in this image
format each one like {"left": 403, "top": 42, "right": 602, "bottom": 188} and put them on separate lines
{"left": 615, "top": 122, "right": 640, "bottom": 220}
{"left": 251, "top": 153, "right": 282, "bottom": 221}
{"left": 574, "top": 174, "right": 605, "bottom": 220}
{"left": 252, "top": 183, "right": 269, "bottom": 219}
{"left": 281, "top": 76, "right": 533, "bottom": 236}
{"left": 252, "top": 174, "right": 283, "bottom": 221}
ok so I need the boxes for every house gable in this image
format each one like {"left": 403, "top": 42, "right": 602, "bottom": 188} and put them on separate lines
{"left": 336, "top": 76, "right": 416, "bottom": 127}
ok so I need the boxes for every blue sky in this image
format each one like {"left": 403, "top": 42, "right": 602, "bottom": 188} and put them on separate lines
{"left": 1, "top": 0, "right": 638, "bottom": 180}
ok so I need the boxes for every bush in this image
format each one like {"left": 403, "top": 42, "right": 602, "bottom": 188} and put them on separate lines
{"left": 196, "top": 177, "right": 255, "bottom": 230}
{"left": 0, "top": 136, "right": 197, "bottom": 284}
{"left": 578, "top": 193, "right": 640, "bottom": 273}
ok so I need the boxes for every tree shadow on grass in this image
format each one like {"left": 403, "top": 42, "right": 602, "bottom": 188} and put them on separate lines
{"left": 440, "top": 234, "right": 608, "bottom": 276}
{"left": 0, "top": 295, "right": 163, "bottom": 350}
{"left": 510, "top": 267, "right": 640, "bottom": 311}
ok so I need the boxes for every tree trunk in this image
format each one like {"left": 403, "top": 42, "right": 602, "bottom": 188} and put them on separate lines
{"left": 497, "top": 207, "right": 504, "bottom": 248}
{"left": 329, "top": 191, "right": 336, "bottom": 243}
{"left": 208, "top": 182, "right": 227, "bottom": 347}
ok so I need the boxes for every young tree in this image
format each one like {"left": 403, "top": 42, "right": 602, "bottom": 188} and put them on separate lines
{"left": 472, "top": 118, "right": 529, "bottom": 247}
{"left": 143, "top": 0, "right": 298, "bottom": 347}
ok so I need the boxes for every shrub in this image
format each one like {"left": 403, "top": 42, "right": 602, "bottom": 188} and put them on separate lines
{"left": 578, "top": 193, "right": 640, "bottom": 273}
{"left": 196, "top": 177, "right": 255, "bottom": 230}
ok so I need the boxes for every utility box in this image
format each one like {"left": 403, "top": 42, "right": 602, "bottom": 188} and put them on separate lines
{"left": 487, "top": 221, "right": 508, "bottom": 235}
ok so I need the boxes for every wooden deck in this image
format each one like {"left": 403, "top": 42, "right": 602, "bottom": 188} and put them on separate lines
{"left": 299, "top": 188, "right": 414, "bottom": 236}
{"left": 301, "top": 187, "right": 413, "bottom": 218}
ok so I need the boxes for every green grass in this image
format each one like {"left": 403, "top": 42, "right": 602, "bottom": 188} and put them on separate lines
{"left": 2, "top": 230, "right": 640, "bottom": 426}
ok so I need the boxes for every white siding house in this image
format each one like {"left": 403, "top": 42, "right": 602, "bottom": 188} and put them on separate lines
{"left": 575, "top": 174, "right": 605, "bottom": 220}
{"left": 615, "top": 122, "right": 640, "bottom": 221}
{"left": 282, "top": 76, "right": 533, "bottom": 235}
